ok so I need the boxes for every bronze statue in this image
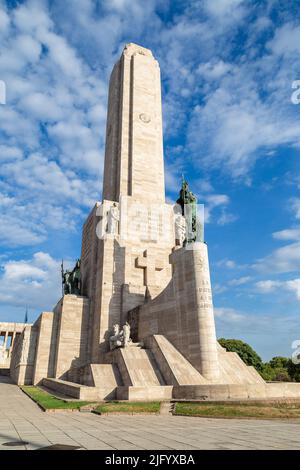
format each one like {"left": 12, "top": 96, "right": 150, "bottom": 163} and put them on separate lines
{"left": 61, "top": 259, "right": 81, "bottom": 295}
{"left": 176, "top": 176, "right": 203, "bottom": 244}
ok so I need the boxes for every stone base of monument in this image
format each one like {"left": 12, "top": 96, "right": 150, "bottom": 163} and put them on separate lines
{"left": 37, "top": 334, "right": 300, "bottom": 402}
{"left": 116, "top": 386, "right": 173, "bottom": 401}
{"left": 173, "top": 383, "right": 300, "bottom": 400}
{"left": 41, "top": 378, "right": 300, "bottom": 403}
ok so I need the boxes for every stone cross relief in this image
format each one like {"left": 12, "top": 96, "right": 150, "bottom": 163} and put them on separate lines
{"left": 135, "top": 249, "right": 164, "bottom": 286}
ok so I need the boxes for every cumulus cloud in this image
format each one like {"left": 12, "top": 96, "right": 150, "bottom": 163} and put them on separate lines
{"left": 273, "top": 227, "right": 300, "bottom": 241}
{"left": 0, "top": 252, "right": 66, "bottom": 310}
{"left": 215, "top": 306, "right": 245, "bottom": 322}
{"left": 0, "top": 0, "right": 107, "bottom": 246}
{"left": 267, "top": 23, "right": 300, "bottom": 56}
{"left": 290, "top": 198, "right": 300, "bottom": 219}
{"left": 228, "top": 276, "right": 252, "bottom": 286}
{"left": 216, "top": 259, "right": 238, "bottom": 269}
{"left": 256, "top": 278, "right": 300, "bottom": 300}
{"left": 0, "top": 0, "right": 106, "bottom": 246}
{"left": 254, "top": 242, "right": 300, "bottom": 273}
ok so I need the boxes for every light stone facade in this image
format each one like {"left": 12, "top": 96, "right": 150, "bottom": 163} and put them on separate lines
{"left": 9, "top": 43, "right": 300, "bottom": 401}
{"left": 0, "top": 322, "right": 29, "bottom": 370}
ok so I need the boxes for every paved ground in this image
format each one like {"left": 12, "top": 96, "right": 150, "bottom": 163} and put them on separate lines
{"left": 1, "top": 377, "right": 300, "bottom": 450}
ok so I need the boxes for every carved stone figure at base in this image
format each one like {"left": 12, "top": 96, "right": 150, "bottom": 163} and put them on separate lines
{"left": 123, "top": 322, "right": 131, "bottom": 347}
{"left": 109, "top": 322, "right": 132, "bottom": 350}
{"left": 109, "top": 324, "right": 123, "bottom": 350}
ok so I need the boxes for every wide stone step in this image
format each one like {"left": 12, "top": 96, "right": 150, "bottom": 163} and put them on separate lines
{"left": 42, "top": 378, "right": 116, "bottom": 400}
{"left": 116, "top": 385, "right": 173, "bottom": 401}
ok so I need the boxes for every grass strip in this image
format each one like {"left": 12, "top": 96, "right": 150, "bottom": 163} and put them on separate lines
{"left": 175, "top": 401, "right": 300, "bottom": 419}
{"left": 94, "top": 401, "right": 161, "bottom": 414}
{"left": 21, "top": 386, "right": 91, "bottom": 410}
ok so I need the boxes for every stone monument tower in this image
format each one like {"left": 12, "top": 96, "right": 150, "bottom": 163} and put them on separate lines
{"left": 11, "top": 43, "right": 300, "bottom": 402}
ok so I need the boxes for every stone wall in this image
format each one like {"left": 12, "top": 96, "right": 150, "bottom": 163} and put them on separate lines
{"left": 10, "top": 325, "right": 38, "bottom": 385}
{"left": 0, "top": 322, "right": 29, "bottom": 368}
{"left": 52, "top": 295, "right": 90, "bottom": 380}
{"left": 32, "top": 312, "right": 54, "bottom": 385}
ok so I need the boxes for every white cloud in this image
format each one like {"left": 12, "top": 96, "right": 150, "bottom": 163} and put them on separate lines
{"left": 0, "top": 252, "right": 64, "bottom": 310}
{"left": 0, "top": 7, "right": 10, "bottom": 35}
{"left": 256, "top": 278, "right": 300, "bottom": 300}
{"left": 290, "top": 198, "right": 300, "bottom": 219}
{"left": 255, "top": 279, "right": 281, "bottom": 293}
{"left": 254, "top": 242, "right": 300, "bottom": 273}
{"left": 0, "top": 145, "right": 23, "bottom": 161}
{"left": 20, "top": 92, "right": 63, "bottom": 121}
{"left": 268, "top": 23, "right": 300, "bottom": 56}
{"left": 0, "top": 0, "right": 107, "bottom": 249}
{"left": 285, "top": 279, "right": 300, "bottom": 300}
{"left": 273, "top": 227, "right": 300, "bottom": 241}
{"left": 228, "top": 276, "right": 252, "bottom": 286}
{"left": 203, "top": 0, "right": 245, "bottom": 17}
{"left": 203, "top": 193, "right": 236, "bottom": 225}
{"left": 217, "top": 259, "right": 238, "bottom": 269}
{"left": 0, "top": 184, "right": 85, "bottom": 247}
{"left": 197, "top": 60, "right": 232, "bottom": 80}
{"left": 214, "top": 306, "right": 245, "bottom": 322}
{"left": 213, "top": 283, "right": 228, "bottom": 294}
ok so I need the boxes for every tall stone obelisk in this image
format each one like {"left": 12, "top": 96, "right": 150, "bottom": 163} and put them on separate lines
{"left": 81, "top": 43, "right": 219, "bottom": 383}
{"left": 82, "top": 44, "right": 175, "bottom": 363}
{"left": 103, "top": 43, "right": 165, "bottom": 203}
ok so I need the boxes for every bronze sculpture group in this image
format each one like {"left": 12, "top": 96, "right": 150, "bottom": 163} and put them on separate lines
{"left": 61, "top": 259, "right": 81, "bottom": 295}
{"left": 176, "top": 177, "right": 203, "bottom": 244}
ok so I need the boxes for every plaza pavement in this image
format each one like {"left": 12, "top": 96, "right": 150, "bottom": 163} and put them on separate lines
{"left": 0, "top": 377, "right": 300, "bottom": 450}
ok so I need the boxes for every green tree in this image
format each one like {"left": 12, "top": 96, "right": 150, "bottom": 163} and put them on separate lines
{"left": 287, "top": 360, "right": 300, "bottom": 382}
{"left": 273, "top": 369, "right": 291, "bottom": 382}
{"left": 269, "top": 356, "right": 290, "bottom": 369}
{"left": 218, "top": 338, "right": 263, "bottom": 371}
{"left": 260, "top": 363, "right": 276, "bottom": 381}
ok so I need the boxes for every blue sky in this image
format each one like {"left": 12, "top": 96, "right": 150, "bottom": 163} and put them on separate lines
{"left": 0, "top": 0, "right": 300, "bottom": 360}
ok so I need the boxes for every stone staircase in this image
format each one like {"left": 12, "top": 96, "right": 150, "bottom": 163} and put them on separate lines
{"left": 40, "top": 334, "right": 270, "bottom": 401}
{"left": 107, "top": 343, "right": 173, "bottom": 400}
{"left": 109, "top": 343, "right": 165, "bottom": 386}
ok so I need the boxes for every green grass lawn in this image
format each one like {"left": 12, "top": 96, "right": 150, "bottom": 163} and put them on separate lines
{"left": 21, "top": 386, "right": 91, "bottom": 410}
{"left": 94, "top": 401, "right": 161, "bottom": 414}
{"left": 175, "top": 401, "right": 300, "bottom": 419}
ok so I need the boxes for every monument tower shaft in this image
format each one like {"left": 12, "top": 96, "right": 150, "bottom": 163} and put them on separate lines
{"left": 102, "top": 43, "right": 165, "bottom": 203}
